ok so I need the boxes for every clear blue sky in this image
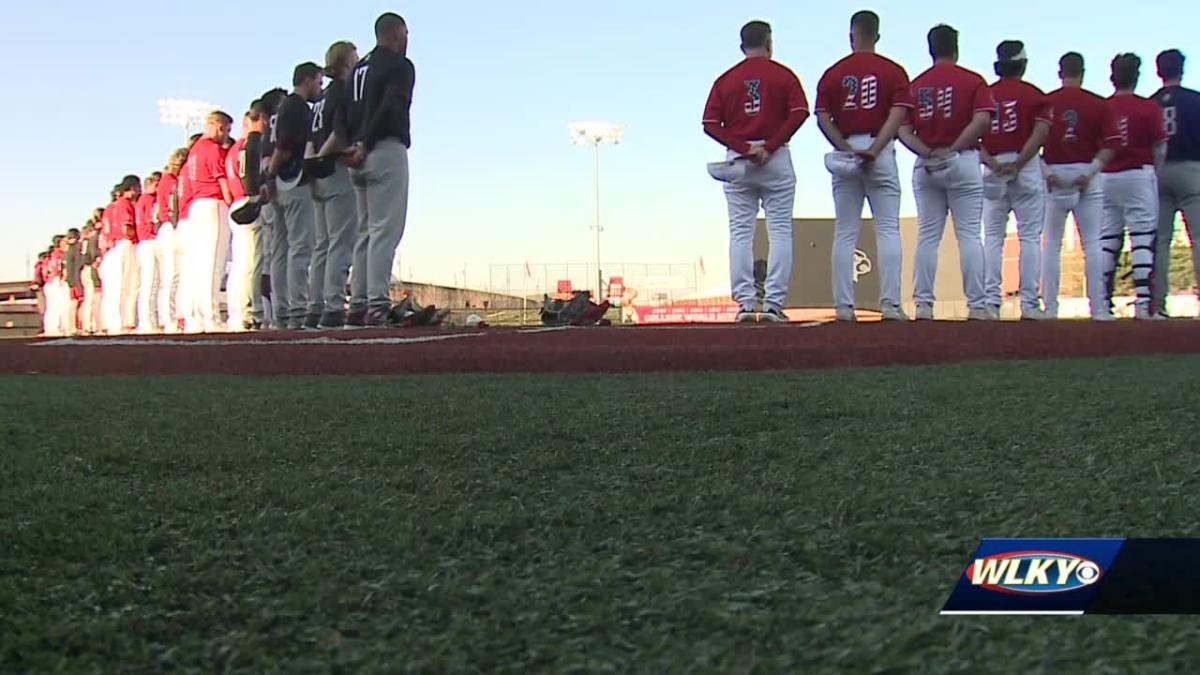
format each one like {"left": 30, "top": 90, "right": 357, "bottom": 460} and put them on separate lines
{"left": 2, "top": 1, "right": 1191, "bottom": 289}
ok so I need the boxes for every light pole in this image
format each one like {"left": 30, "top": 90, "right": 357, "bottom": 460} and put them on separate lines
{"left": 157, "top": 98, "right": 218, "bottom": 141}
{"left": 569, "top": 121, "right": 624, "bottom": 302}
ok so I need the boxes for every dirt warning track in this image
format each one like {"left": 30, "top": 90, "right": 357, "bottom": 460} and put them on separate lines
{"left": 1, "top": 321, "right": 1198, "bottom": 376}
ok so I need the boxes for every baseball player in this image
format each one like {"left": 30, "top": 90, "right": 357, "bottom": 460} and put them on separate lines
{"left": 61, "top": 228, "right": 82, "bottom": 336}
{"left": 979, "top": 41, "right": 1053, "bottom": 321}
{"left": 344, "top": 14, "right": 416, "bottom": 327}
{"left": 1040, "top": 53, "right": 1119, "bottom": 320}
{"left": 898, "top": 24, "right": 996, "bottom": 321}
{"left": 1151, "top": 49, "right": 1200, "bottom": 316}
{"left": 263, "top": 64, "right": 321, "bottom": 331}
{"left": 187, "top": 112, "right": 234, "bottom": 333}
{"left": 155, "top": 148, "right": 187, "bottom": 334}
{"left": 1101, "top": 53, "right": 1169, "bottom": 320}
{"left": 702, "top": 20, "right": 808, "bottom": 323}
{"left": 134, "top": 172, "right": 160, "bottom": 333}
{"left": 79, "top": 219, "right": 102, "bottom": 334}
{"left": 225, "top": 108, "right": 264, "bottom": 331}
{"left": 816, "top": 10, "right": 911, "bottom": 322}
{"left": 255, "top": 90, "right": 287, "bottom": 329}
{"left": 43, "top": 236, "right": 66, "bottom": 336}
{"left": 308, "top": 41, "right": 360, "bottom": 330}
{"left": 100, "top": 178, "right": 139, "bottom": 335}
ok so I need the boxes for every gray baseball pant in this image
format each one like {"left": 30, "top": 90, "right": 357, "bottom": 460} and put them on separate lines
{"left": 271, "top": 182, "right": 315, "bottom": 328}
{"left": 311, "top": 164, "right": 359, "bottom": 321}
{"left": 1154, "top": 161, "right": 1200, "bottom": 310}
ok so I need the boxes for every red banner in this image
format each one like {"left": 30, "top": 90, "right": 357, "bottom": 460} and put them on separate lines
{"left": 632, "top": 304, "right": 740, "bottom": 324}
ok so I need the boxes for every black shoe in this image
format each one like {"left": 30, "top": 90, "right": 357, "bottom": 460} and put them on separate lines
{"left": 345, "top": 309, "right": 367, "bottom": 330}
{"left": 759, "top": 308, "right": 789, "bottom": 323}
{"left": 304, "top": 313, "right": 321, "bottom": 330}
{"left": 317, "top": 312, "right": 345, "bottom": 330}
{"left": 364, "top": 308, "right": 391, "bottom": 328}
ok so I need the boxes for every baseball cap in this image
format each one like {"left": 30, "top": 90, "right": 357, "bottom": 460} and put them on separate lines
{"left": 707, "top": 159, "right": 750, "bottom": 183}
{"left": 230, "top": 196, "right": 263, "bottom": 225}
{"left": 997, "top": 40, "right": 1027, "bottom": 62}
{"left": 824, "top": 152, "right": 864, "bottom": 179}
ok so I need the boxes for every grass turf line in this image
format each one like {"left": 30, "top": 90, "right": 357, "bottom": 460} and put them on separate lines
{"left": 3, "top": 357, "right": 1200, "bottom": 673}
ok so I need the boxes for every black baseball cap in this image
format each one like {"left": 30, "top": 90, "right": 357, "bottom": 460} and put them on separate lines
{"left": 997, "top": 40, "right": 1027, "bottom": 62}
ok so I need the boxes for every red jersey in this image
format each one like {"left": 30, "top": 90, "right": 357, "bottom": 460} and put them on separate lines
{"left": 982, "top": 79, "right": 1053, "bottom": 155}
{"left": 907, "top": 62, "right": 996, "bottom": 148}
{"left": 225, "top": 137, "right": 248, "bottom": 202}
{"left": 112, "top": 196, "right": 138, "bottom": 243}
{"left": 815, "top": 52, "right": 912, "bottom": 136}
{"left": 1104, "top": 93, "right": 1170, "bottom": 173}
{"left": 45, "top": 250, "right": 63, "bottom": 282}
{"left": 156, "top": 172, "right": 177, "bottom": 226}
{"left": 186, "top": 138, "right": 227, "bottom": 203}
{"left": 1042, "top": 86, "right": 1121, "bottom": 165}
{"left": 703, "top": 56, "right": 809, "bottom": 154}
{"left": 135, "top": 193, "right": 157, "bottom": 241}
{"left": 178, "top": 164, "right": 194, "bottom": 220}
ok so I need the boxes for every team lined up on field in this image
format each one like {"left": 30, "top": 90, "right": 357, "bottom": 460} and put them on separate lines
{"left": 703, "top": 13, "right": 1198, "bottom": 322}
{"left": 30, "top": 13, "right": 415, "bottom": 336}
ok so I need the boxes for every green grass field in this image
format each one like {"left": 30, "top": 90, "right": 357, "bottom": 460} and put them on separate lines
{"left": 4, "top": 357, "right": 1200, "bottom": 673}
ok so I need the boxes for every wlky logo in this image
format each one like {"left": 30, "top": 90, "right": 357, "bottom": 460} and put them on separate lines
{"left": 744, "top": 80, "right": 762, "bottom": 116}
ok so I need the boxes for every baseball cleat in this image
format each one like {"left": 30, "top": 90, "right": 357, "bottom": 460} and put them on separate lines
{"left": 986, "top": 305, "right": 1002, "bottom": 321}
{"left": 835, "top": 306, "right": 857, "bottom": 323}
{"left": 967, "top": 308, "right": 994, "bottom": 321}
{"left": 881, "top": 304, "right": 909, "bottom": 322}
{"left": 1021, "top": 308, "right": 1051, "bottom": 321}
{"left": 915, "top": 305, "right": 934, "bottom": 321}
{"left": 1134, "top": 306, "right": 1165, "bottom": 321}
{"left": 735, "top": 309, "right": 757, "bottom": 323}
{"left": 1093, "top": 313, "right": 1119, "bottom": 322}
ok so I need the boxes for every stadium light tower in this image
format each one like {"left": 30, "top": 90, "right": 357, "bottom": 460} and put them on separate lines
{"left": 569, "top": 121, "right": 624, "bottom": 302}
{"left": 157, "top": 98, "right": 217, "bottom": 140}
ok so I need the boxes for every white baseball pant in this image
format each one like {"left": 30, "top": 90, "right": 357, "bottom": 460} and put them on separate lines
{"left": 42, "top": 279, "right": 65, "bottom": 336}
{"left": 154, "top": 223, "right": 179, "bottom": 332}
{"left": 831, "top": 134, "right": 902, "bottom": 309}
{"left": 983, "top": 153, "right": 1045, "bottom": 312}
{"left": 1042, "top": 164, "right": 1106, "bottom": 318}
{"left": 121, "top": 240, "right": 139, "bottom": 329}
{"left": 724, "top": 145, "right": 796, "bottom": 312}
{"left": 174, "top": 218, "right": 193, "bottom": 329}
{"left": 135, "top": 239, "right": 158, "bottom": 332}
{"left": 1102, "top": 167, "right": 1159, "bottom": 314}
{"left": 912, "top": 150, "right": 987, "bottom": 311}
{"left": 188, "top": 198, "right": 231, "bottom": 332}
{"left": 99, "top": 240, "right": 133, "bottom": 335}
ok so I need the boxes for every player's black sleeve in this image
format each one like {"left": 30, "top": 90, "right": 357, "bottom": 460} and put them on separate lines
{"left": 274, "top": 100, "right": 307, "bottom": 154}
{"left": 332, "top": 84, "right": 352, "bottom": 145}
{"left": 242, "top": 133, "right": 262, "bottom": 197}
{"left": 361, "top": 59, "right": 414, "bottom": 150}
